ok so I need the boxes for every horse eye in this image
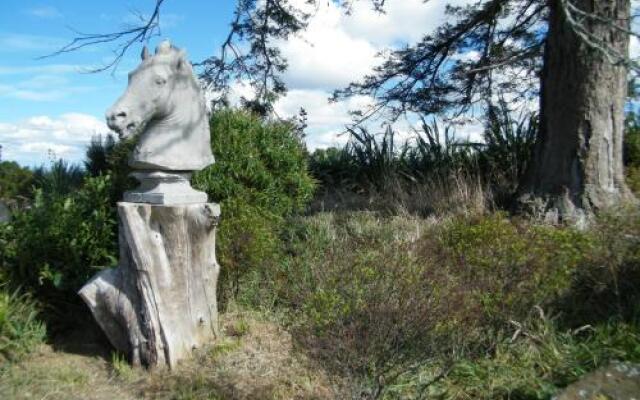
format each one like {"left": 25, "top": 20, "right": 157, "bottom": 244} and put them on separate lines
{"left": 155, "top": 77, "right": 167, "bottom": 86}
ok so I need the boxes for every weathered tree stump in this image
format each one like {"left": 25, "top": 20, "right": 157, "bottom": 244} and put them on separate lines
{"left": 79, "top": 202, "right": 220, "bottom": 368}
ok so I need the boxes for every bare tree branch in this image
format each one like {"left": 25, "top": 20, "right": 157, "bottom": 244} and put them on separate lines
{"left": 40, "top": 0, "right": 165, "bottom": 73}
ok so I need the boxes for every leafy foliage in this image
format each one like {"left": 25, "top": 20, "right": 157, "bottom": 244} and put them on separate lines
{"left": 0, "top": 162, "right": 34, "bottom": 204}
{"left": 333, "top": 0, "right": 546, "bottom": 119}
{"left": 0, "top": 175, "right": 117, "bottom": 310}
{"left": 477, "top": 100, "right": 537, "bottom": 202}
{"left": 84, "top": 134, "right": 137, "bottom": 204}
{"left": 193, "top": 109, "right": 315, "bottom": 303}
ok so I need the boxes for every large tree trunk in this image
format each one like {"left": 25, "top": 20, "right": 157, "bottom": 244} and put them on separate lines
{"left": 520, "top": 0, "right": 635, "bottom": 221}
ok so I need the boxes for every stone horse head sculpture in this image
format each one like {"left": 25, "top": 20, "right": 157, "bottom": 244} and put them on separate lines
{"left": 106, "top": 40, "right": 213, "bottom": 204}
{"left": 107, "top": 40, "right": 214, "bottom": 171}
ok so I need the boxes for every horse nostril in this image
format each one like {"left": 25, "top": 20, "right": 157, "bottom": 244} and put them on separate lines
{"left": 116, "top": 111, "right": 127, "bottom": 118}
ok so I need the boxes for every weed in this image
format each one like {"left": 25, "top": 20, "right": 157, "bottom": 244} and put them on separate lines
{"left": 0, "top": 287, "right": 45, "bottom": 364}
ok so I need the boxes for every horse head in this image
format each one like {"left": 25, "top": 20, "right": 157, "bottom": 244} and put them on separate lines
{"left": 106, "top": 40, "right": 200, "bottom": 139}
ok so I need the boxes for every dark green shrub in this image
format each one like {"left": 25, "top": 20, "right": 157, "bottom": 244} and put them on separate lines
{"left": 32, "top": 159, "right": 84, "bottom": 198}
{"left": 399, "top": 314, "right": 640, "bottom": 399}
{"left": 193, "top": 109, "right": 316, "bottom": 304}
{"left": 307, "top": 104, "right": 537, "bottom": 215}
{"left": 0, "top": 161, "right": 34, "bottom": 204}
{"left": 478, "top": 100, "right": 537, "bottom": 205}
{"left": 84, "top": 134, "right": 137, "bottom": 204}
{"left": 1, "top": 175, "right": 117, "bottom": 310}
{"left": 624, "top": 111, "right": 640, "bottom": 167}
{"left": 308, "top": 147, "right": 355, "bottom": 191}
{"left": 556, "top": 206, "right": 640, "bottom": 326}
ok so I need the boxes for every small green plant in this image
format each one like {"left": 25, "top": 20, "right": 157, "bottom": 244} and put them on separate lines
{"left": 84, "top": 134, "right": 137, "bottom": 204}
{"left": 110, "top": 351, "right": 136, "bottom": 382}
{"left": 226, "top": 318, "right": 250, "bottom": 337}
{"left": 0, "top": 287, "right": 45, "bottom": 364}
{"left": 32, "top": 159, "right": 85, "bottom": 198}
{"left": 308, "top": 104, "right": 536, "bottom": 215}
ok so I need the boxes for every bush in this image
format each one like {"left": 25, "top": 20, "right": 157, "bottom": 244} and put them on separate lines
{"left": 0, "top": 161, "right": 34, "bottom": 205}
{"left": 251, "top": 213, "right": 588, "bottom": 392}
{"left": 193, "top": 109, "right": 316, "bottom": 304}
{"left": 84, "top": 134, "right": 137, "bottom": 204}
{"left": 0, "top": 109, "right": 314, "bottom": 319}
{"left": 242, "top": 208, "right": 640, "bottom": 396}
{"left": 0, "top": 175, "right": 117, "bottom": 313}
{"left": 0, "top": 287, "right": 46, "bottom": 364}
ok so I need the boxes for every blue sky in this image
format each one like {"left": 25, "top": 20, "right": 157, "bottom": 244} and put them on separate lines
{"left": 0, "top": 1, "right": 236, "bottom": 119}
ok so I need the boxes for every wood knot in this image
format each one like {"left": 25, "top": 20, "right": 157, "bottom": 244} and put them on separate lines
{"left": 203, "top": 204, "right": 221, "bottom": 230}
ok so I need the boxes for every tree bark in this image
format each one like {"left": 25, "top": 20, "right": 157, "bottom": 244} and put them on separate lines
{"left": 79, "top": 202, "right": 221, "bottom": 369}
{"left": 519, "top": 0, "right": 635, "bottom": 220}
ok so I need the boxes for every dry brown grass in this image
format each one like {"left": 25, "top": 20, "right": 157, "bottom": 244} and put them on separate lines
{"left": 140, "top": 309, "right": 340, "bottom": 399}
{"left": 308, "top": 171, "right": 492, "bottom": 219}
{"left": 0, "top": 344, "right": 137, "bottom": 400}
{"left": 0, "top": 310, "right": 340, "bottom": 400}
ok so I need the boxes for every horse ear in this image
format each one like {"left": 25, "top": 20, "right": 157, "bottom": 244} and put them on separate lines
{"left": 176, "top": 57, "right": 187, "bottom": 71}
{"left": 176, "top": 51, "right": 191, "bottom": 72}
{"left": 141, "top": 46, "right": 150, "bottom": 60}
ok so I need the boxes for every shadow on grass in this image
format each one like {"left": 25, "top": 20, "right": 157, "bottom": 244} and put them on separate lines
{"left": 47, "top": 302, "right": 113, "bottom": 361}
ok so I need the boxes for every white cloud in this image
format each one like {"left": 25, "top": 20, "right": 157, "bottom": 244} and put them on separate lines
{"left": 0, "top": 71, "right": 97, "bottom": 102}
{"left": 631, "top": 36, "right": 640, "bottom": 59}
{"left": 274, "top": 88, "right": 378, "bottom": 149}
{"left": 341, "top": 0, "right": 474, "bottom": 46}
{"left": 26, "top": 6, "right": 63, "bottom": 19}
{"left": 278, "top": 3, "right": 379, "bottom": 90}
{"left": 276, "top": 89, "right": 371, "bottom": 128}
{"left": 0, "top": 34, "right": 65, "bottom": 52}
{"left": 0, "top": 64, "right": 88, "bottom": 75}
{"left": 269, "top": 0, "right": 481, "bottom": 149}
{"left": 0, "top": 113, "right": 110, "bottom": 166}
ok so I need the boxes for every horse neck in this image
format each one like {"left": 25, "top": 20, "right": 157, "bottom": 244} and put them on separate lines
{"left": 150, "top": 87, "right": 207, "bottom": 135}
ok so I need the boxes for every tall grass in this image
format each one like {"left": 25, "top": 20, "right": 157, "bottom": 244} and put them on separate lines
{"left": 32, "top": 159, "right": 84, "bottom": 198}
{"left": 309, "top": 103, "right": 537, "bottom": 216}
{"left": 0, "top": 288, "right": 46, "bottom": 364}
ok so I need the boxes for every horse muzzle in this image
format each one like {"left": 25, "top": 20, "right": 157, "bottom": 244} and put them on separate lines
{"left": 106, "top": 107, "right": 141, "bottom": 138}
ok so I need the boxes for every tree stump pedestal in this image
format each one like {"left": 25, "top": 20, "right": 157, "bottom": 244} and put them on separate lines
{"left": 79, "top": 202, "right": 220, "bottom": 369}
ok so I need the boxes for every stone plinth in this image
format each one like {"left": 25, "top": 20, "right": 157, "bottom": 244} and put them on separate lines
{"left": 124, "top": 171, "right": 208, "bottom": 205}
{"left": 79, "top": 202, "right": 220, "bottom": 368}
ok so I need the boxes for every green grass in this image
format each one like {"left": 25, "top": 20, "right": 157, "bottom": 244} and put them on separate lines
{"left": 0, "top": 287, "right": 45, "bottom": 365}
